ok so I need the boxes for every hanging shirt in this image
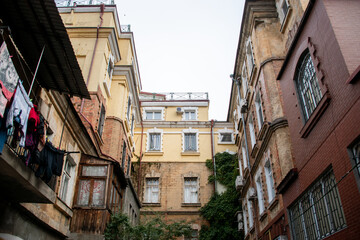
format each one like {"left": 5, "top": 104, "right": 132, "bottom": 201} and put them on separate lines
{"left": 6, "top": 82, "right": 33, "bottom": 147}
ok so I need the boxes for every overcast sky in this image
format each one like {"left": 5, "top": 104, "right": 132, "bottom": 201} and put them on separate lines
{"left": 115, "top": 0, "right": 244, "bottom": 121}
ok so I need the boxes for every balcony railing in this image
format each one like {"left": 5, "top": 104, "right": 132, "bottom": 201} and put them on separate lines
{"left": 140, "top": 92, "right": 209, "bottom": 101}
{"left": 55, "top": 0, "right": 115, "bottom": 7}
{"left": 121, "top": 25, "right": 131, "bottom": 32}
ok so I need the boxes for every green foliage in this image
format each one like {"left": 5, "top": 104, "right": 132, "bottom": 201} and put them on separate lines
{"left": 104, "top": 213, "right": 192, "bottom": 240}
{"left": 206, "top": 152, "right": 238, "bottom": 188}
{"left": 200, "top": 152, "right": 243, "bottom": 240}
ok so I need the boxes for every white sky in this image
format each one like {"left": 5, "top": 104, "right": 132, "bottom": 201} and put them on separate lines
{"left": 115, "top": 0, "right": 244, "bottom": 121}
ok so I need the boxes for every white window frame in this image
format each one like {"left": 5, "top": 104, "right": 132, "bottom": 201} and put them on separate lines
{"left": 143, "top": 107, "right": 165, "bottom": 121}
{"left": 218, "top": 128, "right": 235, "bottom": 144}
{"left": 182, "top": 107, "right": 198, "bottom": 121}
{"left": 242, "top": 141, "right": 248, "bottom": 170}
{"left": 59, "top": 155, "right": 76, "bottom": 205}
{"left": 265, "top": 160, "right": 276, "bottom": 203}
{"left": 255, "top": 91, "right": 264, "bottom": 129}
{"left": 248, "top": 115, "right": 256, "bottom": 148}
{"left": 183, "top": 177, "right": 199, "bottom": 204}
{"left": 182, "top": 128, "right": 199, "bottom": 152}
{"left": 246, "top": 195, "right": 254, "bottom": 229}
{"left": 255, "top": 172, "right": 265, "bottom": 214}
{"left": 276, "top": 0, "right": 291, "bottom": 27}
{"left": 103, "top": 53, "right": 114, "bottom": 96}
{"left": 144, "top": 178, "right": 160, "bottom": 203}
{"left": 146, "top": 128, "right": 163, "bottom": 152}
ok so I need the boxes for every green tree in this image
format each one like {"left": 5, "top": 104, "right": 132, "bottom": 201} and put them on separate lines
{"left": 200, "top": 152, "right": 242, "bottom": 240}
{"left": 104, "top": 213, "right": 192, "bottom": 240}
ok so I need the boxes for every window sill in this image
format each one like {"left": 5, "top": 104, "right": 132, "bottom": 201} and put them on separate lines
{"left": 145, "top": 151, "right": 164, "bottom": 156}
{"left": 55, "top": 197, "right": 73, "bottom": 218}
{"left": 268, "top": 197, "right": 279, "bottom": 211}
{"left": 142, "top": 203, "right": 161, "bottom": 207}
{"left": 299, "top": 92, "right": 331, "bottom": 138}
{"left": 250, "top": 143, "right": 259, "bottom": 158}
{"left": 218, "top": 141, "right": 235, "bottom": 145}
{"left": 182, "top": 203, "right": 201, "bottom": 207}
{"left": 259, "top": 211, "right": 267, "bottom": 222}
{"left": 181, "top": 152, "right": 200, "bottom": 156}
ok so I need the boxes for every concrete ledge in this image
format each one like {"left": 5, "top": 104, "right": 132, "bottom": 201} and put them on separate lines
{"left": 0, "top": 145, "right": 56, "bottom": 203}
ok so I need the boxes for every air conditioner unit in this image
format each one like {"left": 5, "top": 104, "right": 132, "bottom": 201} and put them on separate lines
{"left": 235, "top": 176, "right": 244, "bottom": 191}
{"left": 248, "top": 187, "right": 257, "bottom": 200}
{"left": 176, "top": 107, "right": 183, "bottom": 114}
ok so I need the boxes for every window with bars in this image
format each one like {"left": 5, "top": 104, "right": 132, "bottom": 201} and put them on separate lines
{"left": 289, "top": 169, "right": 346, "bottom": 240}
{"left": 184, "top": 133, "right": 197, "bottom": 152}
{"left": 76, "top": 165, "right": 108, "bottom": 207}
{"left": 184, "top": 177, "right": 198, "bottom": 203}
{"left": 149, "top": 133, "right": 161, "bottom": 151}
{"left": 145, "top": 178, "right": 159, "bottom": 203}
{"left": 349, "top": 139, "right": 360, "bottom": 190}
{"left": 295, "top": 50, "right": 322, "bottom": 121}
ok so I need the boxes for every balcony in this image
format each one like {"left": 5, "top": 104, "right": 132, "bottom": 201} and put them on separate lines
{"left": 0, "top": 133, "right": 56, "bottom": 203}
{"left": 55, "top": 0, "right": 114, "bottom": 7}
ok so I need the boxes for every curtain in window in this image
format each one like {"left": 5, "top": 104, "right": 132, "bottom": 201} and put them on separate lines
{"left": 185, "top": 133, "right": 196, "bottom": 151}
{"left": 92, "top": 180, "right": 106, "bottom": 206}
{"left": 265, "top": 162, "right": 275, "bottom": 202}
{"left": 77, "top": 180, "right": 90, "bottom": 206}
{"left": 150, "top": 133, "right": 161, "bottom": 150}
{"left": 184, "top": 178, "right": 198, "bottom": 203}
{"left": 145, "top": 178, "right": 159, "bottom": 203}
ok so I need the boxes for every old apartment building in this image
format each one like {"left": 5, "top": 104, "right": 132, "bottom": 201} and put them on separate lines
{"left": 230, "top": 0, "right": 360, "bottom": 239}
{"left": 1, "top": 0, "right": 360, "bottom": 239}
{"left": 133, "top": 92, "right": 237, "bottom": 237}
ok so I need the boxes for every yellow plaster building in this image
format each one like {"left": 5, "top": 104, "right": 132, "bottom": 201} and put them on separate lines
{"left": 133, "top": 92, "right": 237, "bottom": 236}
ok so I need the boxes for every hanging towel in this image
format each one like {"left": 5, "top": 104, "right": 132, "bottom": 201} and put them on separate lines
{"left": 6, "top": 82, "right": 33, "bottom": 147}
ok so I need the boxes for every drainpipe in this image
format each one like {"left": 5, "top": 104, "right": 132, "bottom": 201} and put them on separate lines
{"left": 80, "top": 4, "right": 105, "bottom": 113}
{"left": 210, "top": 119, "right": 217, "bottom": 193}
{"left": 138, "top": 102, "right": 144, "bottom": 197}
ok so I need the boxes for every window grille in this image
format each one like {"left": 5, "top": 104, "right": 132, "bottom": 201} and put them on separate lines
{"left": 289, "top": 169, "right": 346, "bottom": 240}
{"left": 295, "top": 51, "right": 322, "bottom": 121}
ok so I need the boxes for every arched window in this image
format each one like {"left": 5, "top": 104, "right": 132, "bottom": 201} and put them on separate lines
{"left": 295, "top": 51, "right": 322, "bottom": 121}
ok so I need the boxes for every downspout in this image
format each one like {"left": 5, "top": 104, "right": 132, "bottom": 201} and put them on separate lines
{"left": 210, "top": 119, "right": 217, "bottom": 193}
{"left": 138, "top": 102, "right": 144, "bottom": 197}
{"left": 80, "top": 4, "right": 105, "bottom": 113}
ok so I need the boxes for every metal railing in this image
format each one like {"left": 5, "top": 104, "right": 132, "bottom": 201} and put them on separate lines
{"left": 140, "top": 92, "right": 209, "bottom": 101}
{"left": 55, "top": 0, "right": 115, "bottom": 7}
{"left": 121, "top": 25, "right": 131, "bottom": 32}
